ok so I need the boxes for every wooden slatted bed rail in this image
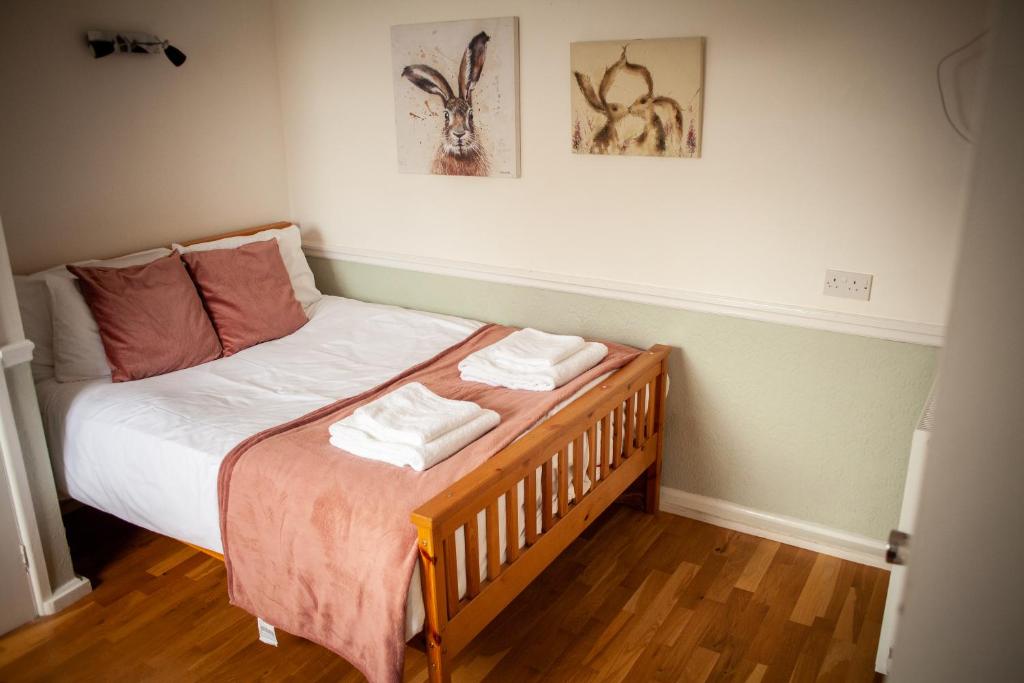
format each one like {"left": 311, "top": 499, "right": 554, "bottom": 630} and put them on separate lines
{"left": 411, "top": 344, "right": 671, "bottom": 683}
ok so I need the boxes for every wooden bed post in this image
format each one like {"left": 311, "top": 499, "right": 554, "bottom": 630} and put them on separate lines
{"left": 645, "top": 349, "right": 670, "bottom": 514}
{"left": 413, "top": 516, "right": 451, "bottom": 683}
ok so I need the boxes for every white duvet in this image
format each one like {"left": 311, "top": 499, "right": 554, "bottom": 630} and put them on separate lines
{"left": 38, "top": 296, "right": 485, "bottom": 554}
{"left": 37, "top": 295, "right": 604, "bottom": 638}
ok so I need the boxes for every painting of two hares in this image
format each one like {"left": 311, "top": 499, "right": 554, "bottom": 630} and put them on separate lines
{"left": 391, "top": 17, "right": 520, "bottom": 178}
{"left": 572, "top": 37, "right": 704, "bottom": 158}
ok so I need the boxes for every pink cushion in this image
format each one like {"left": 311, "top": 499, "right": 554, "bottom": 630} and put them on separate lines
{"left": 181, "top": 239, "right": 308, "bottom": 356}
{"left": 67, "top": 254, "right": 222, "bottom": 382}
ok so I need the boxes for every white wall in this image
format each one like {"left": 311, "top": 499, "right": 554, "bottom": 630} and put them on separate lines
{"left": 274, "top": 0, "right": 986, "bottom": 329}
{"left": 0, "top": 0, "right": 290, "bottom": 274}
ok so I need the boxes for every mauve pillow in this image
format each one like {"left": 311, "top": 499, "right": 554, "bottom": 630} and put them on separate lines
{"left": 182, "top": 239, "right": 308, "bottom": 356}
{"left": 67, "top": 253, "right": 222, "bottom": 382}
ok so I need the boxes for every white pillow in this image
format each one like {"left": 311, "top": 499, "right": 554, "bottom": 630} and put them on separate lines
{"left": 45, "top": 248, "right": 173, "bottom": 383}
{"left": 14, "top": 275, "right": 56, "bottom": 382}
{"left": 173, "top": 224, "right": 321, "bottom": 309}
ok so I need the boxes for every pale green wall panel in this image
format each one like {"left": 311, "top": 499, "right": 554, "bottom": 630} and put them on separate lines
{"left": 309, "top": 256, "right": 937, "bottom": 540}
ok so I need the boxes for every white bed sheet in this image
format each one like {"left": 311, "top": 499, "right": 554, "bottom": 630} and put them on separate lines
{"left": 38, "top": 296, "right": 485, "bottom": 555}
{"left": 37, "top": 295, "right": 609, "bottom": 638}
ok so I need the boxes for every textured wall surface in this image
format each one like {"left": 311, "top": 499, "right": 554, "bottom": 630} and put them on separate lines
{"left": 310, "top": 256, "right": 937, "bottom": 539}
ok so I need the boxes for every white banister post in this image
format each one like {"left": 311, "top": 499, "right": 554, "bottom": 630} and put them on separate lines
{"left": 0, "top": 216, "right": 90, "bottom": 615}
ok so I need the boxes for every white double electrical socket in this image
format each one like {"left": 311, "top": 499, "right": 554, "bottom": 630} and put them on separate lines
{"left": 824, "top": 269, "right": 873, "bottom": 301}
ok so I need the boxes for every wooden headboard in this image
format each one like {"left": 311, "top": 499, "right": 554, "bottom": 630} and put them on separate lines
{"left": 178, "top": 220, "right": 293, "bottom": 247}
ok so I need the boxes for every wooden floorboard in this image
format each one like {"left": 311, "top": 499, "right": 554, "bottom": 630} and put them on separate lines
{"left": 0, "top": 506, "right": 888, "bottom": 682}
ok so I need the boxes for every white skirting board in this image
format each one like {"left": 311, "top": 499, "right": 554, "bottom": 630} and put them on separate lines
{"left": 42, "top": 576, "right": 92, "bottom": 615}
{"left": 659, "top": 487, "right": 889, "bottom": 569}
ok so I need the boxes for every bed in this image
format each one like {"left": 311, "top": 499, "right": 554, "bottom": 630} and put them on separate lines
{"left": 35, "top": 222, "right": 670, "bottom": 682}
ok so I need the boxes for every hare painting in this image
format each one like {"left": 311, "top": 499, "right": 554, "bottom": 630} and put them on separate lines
{"left": 571, "top": 37, "right": 704, "bottom": 158}
{"left": 402, "top": 31, "right": 490, "bottom": 176}
{"left": 392, "top": 18, "right": 520, "bottom": 177}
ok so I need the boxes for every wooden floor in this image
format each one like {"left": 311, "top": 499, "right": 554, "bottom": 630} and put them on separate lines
{"left": 0, "top": 506, "right": 887, "bottom": 682}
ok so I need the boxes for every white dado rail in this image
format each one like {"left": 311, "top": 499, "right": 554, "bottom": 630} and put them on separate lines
{"left": 303, "top": 243, "right": 945, "bottom": 347}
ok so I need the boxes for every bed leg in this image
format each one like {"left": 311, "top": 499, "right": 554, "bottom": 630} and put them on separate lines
{"left": 645, "top": 359, "right": 668, "bottom": 515}
{"left": 427, "top": 641, "right": 451, "bottom": 683}
{"left": 414, "top": 519, "right": 452, "bottom": 683}
{"left": 644, "top": 460, "right": 662, "bottom": 514}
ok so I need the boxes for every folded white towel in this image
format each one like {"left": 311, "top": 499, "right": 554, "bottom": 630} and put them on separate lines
{"left": 459, "top": 341, "right": 608, "bottom": 391}
{"left": 490, "top": 328, "right": 586, "bottom": 368}
{"left": 346, "top": 382, "right": 485, "bottom": 446}
{"left": 329, "top": 410, "right": 500, "bottom": 471}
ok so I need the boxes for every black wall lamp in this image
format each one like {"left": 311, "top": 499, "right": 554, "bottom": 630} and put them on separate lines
{"left": 86, "top": 30, "right": 186, "bottom": 67}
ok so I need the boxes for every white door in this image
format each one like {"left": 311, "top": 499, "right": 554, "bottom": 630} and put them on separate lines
{"left": 0, "top": 449, "right": 36, "bottom": 635}
{"left": 889, "top": 1, "right": 1024, "bottom": 680}
{"left": 875, "top": 417, "right": 931, "bottom": 674}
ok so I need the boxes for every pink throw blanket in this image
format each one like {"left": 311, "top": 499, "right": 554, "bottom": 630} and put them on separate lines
{"left": 218, "top": 324, "right": 640, "bottom": 682}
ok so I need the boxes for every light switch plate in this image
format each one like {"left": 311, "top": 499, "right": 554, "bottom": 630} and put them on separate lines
{"left": 824, "top": 269, "right": 873, "bottom": 301}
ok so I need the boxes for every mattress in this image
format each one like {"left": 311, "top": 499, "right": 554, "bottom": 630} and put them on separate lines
{"left": 37, "top": 295, "right": 601, "bottom": 638}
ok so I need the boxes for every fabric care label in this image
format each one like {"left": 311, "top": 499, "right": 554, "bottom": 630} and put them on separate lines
{"left": 257, "top": 617, "right": 278, "bottom": 646}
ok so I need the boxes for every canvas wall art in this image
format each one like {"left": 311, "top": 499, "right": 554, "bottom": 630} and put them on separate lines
{"left": 391, "top": 17, "right": 520, "bottom": 177}
{"left": 571, "top": 37, "right": 705, "bottom": 158}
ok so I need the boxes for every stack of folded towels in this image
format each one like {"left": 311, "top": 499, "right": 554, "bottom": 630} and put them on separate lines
{"left": 329, "top": 382, "right": 500, "bottom": 471}
{"left": 459, "top": 328, "right": 608, "bottom": 391}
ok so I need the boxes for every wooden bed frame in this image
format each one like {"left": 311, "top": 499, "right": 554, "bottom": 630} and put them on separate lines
{"left": 176, "top": 221, "right": 670, "bottom": 682}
